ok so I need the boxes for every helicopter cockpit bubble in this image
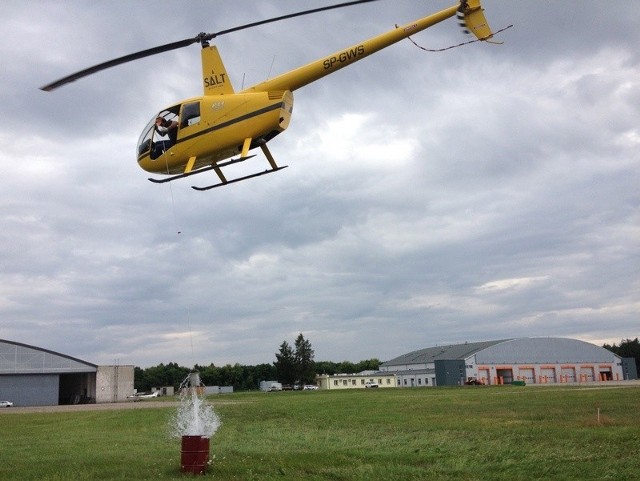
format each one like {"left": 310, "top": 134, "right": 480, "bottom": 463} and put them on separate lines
{"left": 137, "top": 107, "right": 180, "bottom": 161}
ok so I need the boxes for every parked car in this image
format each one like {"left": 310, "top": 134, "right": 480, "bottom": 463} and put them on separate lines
{"left": 0, "top": 401, "right": 14, "bottom": 408}
{"left": 303, "top": 385, "right": 319, "bottom": 390}
{"left": 465, "top": 377, "right": 484, "bottom": 385}
{"left": 365, "top": 382, "right": 379, "bottom": 388}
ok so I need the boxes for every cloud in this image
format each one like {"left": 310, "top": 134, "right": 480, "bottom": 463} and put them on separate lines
{"left": 476, "top": 276, "right": 549, "bottom": 292}
{"left": 1, "top": 1, "right": 638, "bottom": 367}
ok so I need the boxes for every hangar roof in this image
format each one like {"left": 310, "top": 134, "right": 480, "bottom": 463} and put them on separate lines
{"left": 382, "top": 337, "right": 621, "bottom": 367}
{"left": 0, "top": 339, "right": 97, "bottom": 374}
{"left": 382, "top": 339, "right": 511, "bottom": 367}
{"left": 390, "top": 368, "right": 435, "bottom": 376}
{"left": 475, "top": 337, "right": 620, "bottom": 364}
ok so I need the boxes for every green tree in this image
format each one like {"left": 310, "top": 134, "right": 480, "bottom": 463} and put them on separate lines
{"left": 603, "top": 338, "right": 640, "bottom": 373}
{"left": 133, "top": 362, "right": 190, "bottom": 392}
{"left": 195, "top": 363, "right": 221, "bottom": 386}
{"left": 314, "top": 361, "right": 338, "bottom": 375}
{"left": 275, "top": 341, "right": 296, "bottom": 385}
{"left": 336, "top": 360, "right": 357, "bottom": 373}
{"left": 355, "top": 359, "right": 381, "bottom": 372}
{"left": 134, "top": 366, "right": 146, "bottom": 392}
{"left": 294, "top": 333, "right": 316, "bottom": 384}
{"left": 196, "top": 363, "right": 277, "bottom": 391}
{"left": 253, "top": 363, "right": 277, "bottom": 388}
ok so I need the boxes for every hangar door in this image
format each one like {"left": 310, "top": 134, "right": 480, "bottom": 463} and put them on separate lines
{"left": 561, "top": 366, "right": 576, "bottom": 383}
{"left": 518, "top": 367, "right": 535, "bottom": 384}
{"left": 579, "top": 366, "right": 595, "bottom": 382}
{"left": 496, "top": 368, "right": 513, "bottom": 384}
{"left": 0, "top": 374, "right": 58, "bottom": 406}
{"left": 540, "top": 366, "right": 556, "bottom": 383}
{"left": 59, "top": 372, "right": 95, "bottom": 404}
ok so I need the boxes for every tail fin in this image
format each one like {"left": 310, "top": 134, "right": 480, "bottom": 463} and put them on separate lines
{"left": 457, "top": 0, "right": 499, "bottom": 43}
{"left": 201, "top": 45, "right": 235, "bottom": 95}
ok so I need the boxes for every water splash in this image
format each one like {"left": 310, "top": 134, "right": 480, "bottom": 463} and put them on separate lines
{"left": 170, "top": 372, "right": 221, "bottom": 438}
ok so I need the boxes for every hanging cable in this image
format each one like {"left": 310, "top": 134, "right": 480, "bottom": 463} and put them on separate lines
{"left": 401, "top": 24, "right": 513, "bottom": 52}
{"left": 160, "top": 154, "right": 196, "bottom": 364}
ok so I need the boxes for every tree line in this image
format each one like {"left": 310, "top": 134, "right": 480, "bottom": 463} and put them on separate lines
{"left": 134, "top": 333, "right": 380, "bottom": 392}
{"left": 134, "top": 336, "right": 638, "bottom": 392}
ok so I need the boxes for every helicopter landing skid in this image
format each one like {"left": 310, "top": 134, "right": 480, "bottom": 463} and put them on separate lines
{"left": 147, "top": 155, "right": 256, "bottom": 184}
{"left": 191, "top": 165, "right": 288, "bottom": 191}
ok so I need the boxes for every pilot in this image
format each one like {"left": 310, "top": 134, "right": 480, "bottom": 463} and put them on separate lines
{"left": 155, "top": 117, "right": 178, "bottom": 145}
{"left": 151, "top": 116, "right": 178, "bottom": 159}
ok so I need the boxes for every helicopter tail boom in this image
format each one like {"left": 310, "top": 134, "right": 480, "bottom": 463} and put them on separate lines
{"left": 243, "top": 1, "right": 495, "bottom": 95}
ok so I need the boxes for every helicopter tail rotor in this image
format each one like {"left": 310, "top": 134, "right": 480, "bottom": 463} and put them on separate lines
{"left": 457, "top": 0, "right": 499, "bottom": 43}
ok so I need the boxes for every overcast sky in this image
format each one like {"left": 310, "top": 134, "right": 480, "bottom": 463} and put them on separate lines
{"left": 2, "top": 1, "right": 638, "bottom": 368}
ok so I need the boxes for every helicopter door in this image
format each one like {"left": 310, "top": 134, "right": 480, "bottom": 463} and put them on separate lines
{"left": 149, "top": 107, "right": 180, "bottom": 160}
{"left": 137, "top": 107, "right": 182, "bottom": 160}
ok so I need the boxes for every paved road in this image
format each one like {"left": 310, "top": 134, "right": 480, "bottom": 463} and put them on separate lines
{"left": 0, "top": 398, "right": 248, "bottom": 414}
{"left": 0, "top": 400, "right": 180, "bottom": 414}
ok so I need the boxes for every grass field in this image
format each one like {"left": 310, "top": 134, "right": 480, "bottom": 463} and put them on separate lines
{"left": 1, "top": 385, "right": 639, "bottom": 480}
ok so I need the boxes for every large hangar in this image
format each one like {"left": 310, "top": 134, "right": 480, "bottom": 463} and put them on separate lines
{"left": 0, "top": 339, "right": 134, "bottom": 406}
{"left": 379, "top": 337, "right": 637, "bottom": 387}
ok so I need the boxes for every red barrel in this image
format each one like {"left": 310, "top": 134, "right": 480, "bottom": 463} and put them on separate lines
{"left": 181, "top": 435, "right": 210, "bottom": 474}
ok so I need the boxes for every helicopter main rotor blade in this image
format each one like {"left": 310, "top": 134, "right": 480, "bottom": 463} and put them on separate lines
{"left": 40, "top": 37, "right": 199, "bottom": 92}
{"left": 40, "top": 0, "right": 381, "bottom": 92}
{"left": 205, "top": 0, "right": 380, "bottom": 41}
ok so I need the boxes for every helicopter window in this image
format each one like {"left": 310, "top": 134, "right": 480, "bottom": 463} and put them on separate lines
{"left": 156, "top": 108, "right": 180, "bottom": 134}
{"left": 180, "top": 101, "right": 200, "bottom": 128}
{"left": 137, "top": 117, "right": 155, "bottom": 157}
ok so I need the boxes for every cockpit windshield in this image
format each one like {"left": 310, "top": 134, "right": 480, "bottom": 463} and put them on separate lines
{"left": 137, "top": 106, "right": 180, "bottom": 160}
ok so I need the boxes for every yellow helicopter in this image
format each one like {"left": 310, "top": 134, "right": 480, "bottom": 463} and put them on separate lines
{"left": 42, "top": 0, "right": 497, "bottom": 191}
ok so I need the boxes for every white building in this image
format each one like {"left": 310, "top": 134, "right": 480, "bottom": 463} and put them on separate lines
{"left": 316, "top": 372, "right": 397, "bottom": 390}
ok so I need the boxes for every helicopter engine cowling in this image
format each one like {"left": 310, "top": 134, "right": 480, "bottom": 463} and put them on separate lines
{"left": 252, "top": 90, "right": 294, "bottom": 147}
